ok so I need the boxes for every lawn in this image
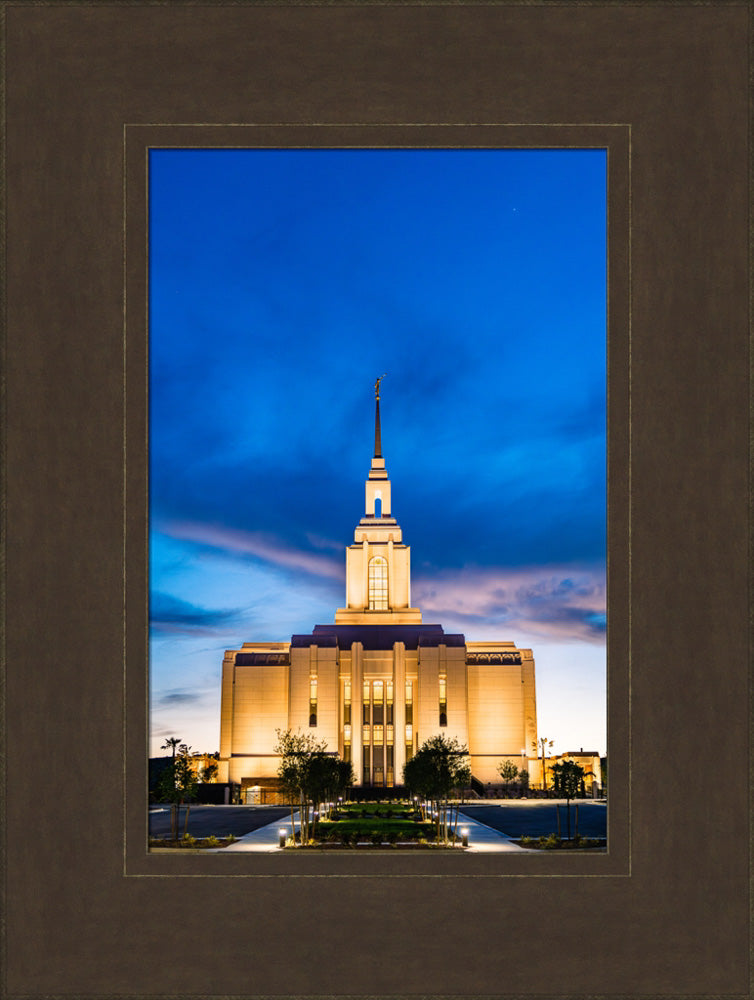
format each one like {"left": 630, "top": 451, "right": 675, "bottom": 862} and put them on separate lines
{"left": 290, "top": 800, "right": 459, "bottom": 847}
{"left": 317, "top": 818, "right": 431, "bottom": 838}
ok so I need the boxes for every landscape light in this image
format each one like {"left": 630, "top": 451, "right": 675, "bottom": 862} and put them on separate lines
{"left": 461, "top": 827, "right": 469, "bottom": 848}
{"left": 278, "top": 828, "right": 287, "bottom": 848}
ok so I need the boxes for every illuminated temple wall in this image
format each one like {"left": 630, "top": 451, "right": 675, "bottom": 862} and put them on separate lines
{"left": 218, "top": 633, "right": 536, "bottom": 789}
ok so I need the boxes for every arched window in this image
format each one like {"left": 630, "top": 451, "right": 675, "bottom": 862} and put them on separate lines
{"left": 368, "top": 555, "right": 388, "bottom": 610}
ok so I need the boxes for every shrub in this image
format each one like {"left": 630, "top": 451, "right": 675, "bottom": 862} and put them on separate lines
{"left": 387, "top": 831, "right": 398, "bottom": 845}
{"left": 370, "top": 831, "right": 383, "bottom": 846}
{"left": 226, "top": 833, "right": 236, "bottom": 843}
{"left": 204, "top": 835, "right": 220, "bottom": 847}
{"left": 520, "top": 835, "right": 533, "bottom": 846}
{"left": 539, "top": 833, "right": 561, "bottom": 849}
{"left": 181, "top": 833, "right": 197, "bottom": 848}
{"left": 340, "top": 830, "right": 352, "bottom": 846}
{"left": 386, "top": 808, "right": 393, "bottom": 819}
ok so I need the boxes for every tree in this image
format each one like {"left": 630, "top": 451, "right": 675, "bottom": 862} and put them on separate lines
{"left": 201, "top": 759, "right": 219, "bottom": 783}
{"left": 532, "top": 736, "right": 554, "bottom": 792}
{"left": 161, "top": 736, "right": 182, "bottom": 761}
{"left": 550, "top": 759, "right": 584, "bottom": 840}
{"left": 517, "top": 766, "right": 530, "bottom": 794}
{"left": 273, "top": 729, "right": 353, "bottom": 844}
{"left": 497, "top": 759, "right": 519, "bottom": 793}
{"left": 173, "top": 745, "right": 199, "bottom": 836}
{"left": 159, "top": 736, "right": 183, "bottom": 834}
{"left": 403, "top": 734, "right": 471, "bottom": 844}
{"left": 156, "top": 743, "right": 198, "bottom": 839}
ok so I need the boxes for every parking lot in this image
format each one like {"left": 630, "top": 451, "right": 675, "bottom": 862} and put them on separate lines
{"left": 149, "top": 804, "right": 290, "bottom": 839}
{"left": 460, "top": 800, "right": 606, "bottom": 839}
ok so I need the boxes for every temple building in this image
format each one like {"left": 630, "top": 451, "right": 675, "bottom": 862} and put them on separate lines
{"left": 217, "top": 382, "right": 538, "bottom": 800}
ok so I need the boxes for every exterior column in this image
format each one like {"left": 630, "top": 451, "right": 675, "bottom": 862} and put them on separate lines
{"left": 351, "top": 642, "right": 363, "bottom": 786}
{"left": 363, "top": 539, "right": 369, "bottom": 612}
{"left": 393, "top": 641, "right": 406, "bottom": 785}
{"left": 387, "top": 537, "right": 394, "bottom": 609}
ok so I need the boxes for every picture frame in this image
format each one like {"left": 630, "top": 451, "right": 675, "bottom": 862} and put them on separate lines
{"left": 3, "top": 3, "right": 749, "bottom": 997}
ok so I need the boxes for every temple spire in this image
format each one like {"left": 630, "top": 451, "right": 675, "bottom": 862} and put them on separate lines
{"left": 374, "top": 374, "right": 386, "bottom": 458}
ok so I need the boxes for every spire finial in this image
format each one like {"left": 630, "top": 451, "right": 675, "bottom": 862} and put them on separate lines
{"left": 374, "top": 374, "right": 386, "bottom": 458}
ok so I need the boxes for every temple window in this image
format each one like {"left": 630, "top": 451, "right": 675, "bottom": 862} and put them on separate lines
{"left": 368, "top": 555, "right": 388, "bottom": 610}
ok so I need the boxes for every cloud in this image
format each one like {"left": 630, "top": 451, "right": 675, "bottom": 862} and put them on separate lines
{"left": 156, "top": 690, "right": 206, "bottom": 707}
{"left": 413, "top": 564, "right": 606, "bottom": 644}
{"left": 305, "top": 532, "right": 344, "bottom": 552}
{"left": 150, "top": 592, "right": 243, "bottom": 635}
{"left": 160, "top": 520, "right": 344, "bottom": 582}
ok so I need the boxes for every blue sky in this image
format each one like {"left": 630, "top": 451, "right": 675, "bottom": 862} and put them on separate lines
{"left": 149, "top": 148, "right": 607, "bottom": 759}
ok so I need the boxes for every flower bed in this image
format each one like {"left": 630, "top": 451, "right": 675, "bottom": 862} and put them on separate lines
{"left": 148, "top": 834, "right": 237, "bottom": 850}
{"left": 514, "top": 833, "right": 606, "bottom": 850}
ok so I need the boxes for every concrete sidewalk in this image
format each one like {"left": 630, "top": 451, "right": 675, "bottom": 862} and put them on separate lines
{"left": 215, "top": 814, "right": 297, "bottom": 853}
{"left": 455, "top": 811, "right": 531, "bottom": 853}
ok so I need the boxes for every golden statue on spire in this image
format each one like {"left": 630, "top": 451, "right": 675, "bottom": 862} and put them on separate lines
{"left": 374, "top": 373, "right": 387, "bottom": 399}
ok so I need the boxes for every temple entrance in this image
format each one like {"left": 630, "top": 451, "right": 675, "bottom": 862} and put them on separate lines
{"left": 240, "top": 777, "right": 286, "bottom": 805}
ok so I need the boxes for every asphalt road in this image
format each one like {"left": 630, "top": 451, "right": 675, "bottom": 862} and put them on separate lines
{"left": 460, "top": 801, "right": 606, "bottom": 839}
{"left": 149, "top": 804, "right": 290, "bottom": 839}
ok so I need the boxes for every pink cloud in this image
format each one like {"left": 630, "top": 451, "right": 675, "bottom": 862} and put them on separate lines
{"left": 161, "top": 521, "right": 344, "bottom": 582}
{"left": 413, "top": 565, "right": 606, "bottom": 644}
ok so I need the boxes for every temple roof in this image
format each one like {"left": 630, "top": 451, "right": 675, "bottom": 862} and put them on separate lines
{"left": 290, "top": 623, "right": 466, "bottom": 650}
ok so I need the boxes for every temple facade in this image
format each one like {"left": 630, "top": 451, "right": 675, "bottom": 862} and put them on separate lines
{"left": 217, "top": 384, "right": 538, "bottom": 799}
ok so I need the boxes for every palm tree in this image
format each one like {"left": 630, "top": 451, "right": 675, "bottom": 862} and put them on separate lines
{"left": 532, "top": 737, "right": 554, "bottom": 792}
{"left": 161, "top": 736, "right": 182, "bottom": 761}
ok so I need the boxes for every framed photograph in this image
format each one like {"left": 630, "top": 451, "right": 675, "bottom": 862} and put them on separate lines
{"left": 4, "top": 4, "right": 748, "bottom": 998}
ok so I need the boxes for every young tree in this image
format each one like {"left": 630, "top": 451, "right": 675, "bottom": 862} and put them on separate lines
{"left": 497, "top": 759, "right": 519, "bottom": 794}
{"left": 173, "top": 745, "right": 199, "bottom": 836}
{"left": 403, "top": 734, "right": 471, "bottom": 843}
{"left": 550, "top": 759, "right": 584, "bottom": 840}
{"left": 517, "top": 766, "right": 530, "bottom": 795}
{"left": 273, "top": 729, "right": 354, "bottom": 844}
{"left": 156, "top": 743, "right": 198, "bottom": 839}
{"left": 158, "top": 736, "right": 183, "bottom": 835}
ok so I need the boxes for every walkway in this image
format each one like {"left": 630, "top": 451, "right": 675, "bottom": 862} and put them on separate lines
{"left": 210, "top": 810, "right": 530, "bottom": 853}
{"left": 456, "top": 810, "right": 530, "bottom": 853}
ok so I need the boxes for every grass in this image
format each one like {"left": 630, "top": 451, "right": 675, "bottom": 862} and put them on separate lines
{"left": 332, "top": 803, "right": 421, "bottom": 821}
{"left": 317, "top": 818, "right": 433, "bottom": 838}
